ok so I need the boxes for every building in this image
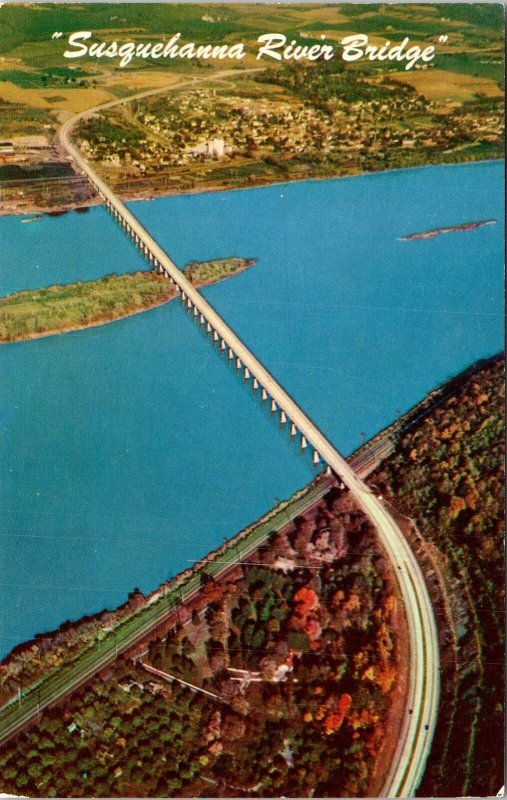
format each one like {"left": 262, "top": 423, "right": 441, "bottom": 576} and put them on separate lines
{"left": 190, "top": 138, "right": 227, "bottom": 158}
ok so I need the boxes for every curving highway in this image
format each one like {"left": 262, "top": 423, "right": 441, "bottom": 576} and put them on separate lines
{"left": 1, "top": 76, "right": 439, "bottom": 797}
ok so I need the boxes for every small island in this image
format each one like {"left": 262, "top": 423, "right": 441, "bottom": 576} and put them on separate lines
{"left": 0, "top": 257, "right": 256, "bottom": 343}
{"left": 400, "top": 219, "right": 496, "bottom": 241}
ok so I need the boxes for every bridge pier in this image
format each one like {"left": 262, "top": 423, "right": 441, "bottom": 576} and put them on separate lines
{"left": 193, "top": 307, "right": 199, "bottom": 319}
{"left": 312, "top": 449, "right": 320, "bottom": 466}
{"left": 200, "top": 314, "right": 205, "bottom": 326}
{"left": 301, "top": 435, "right": 308, "bottom": 451}
{"left": 280, "top": 410, "right": 287, "bottom": 426}
{"left": 206, "top": 322, "right": 212, "bottom": 335}
{"left": 236, "top": 357, "right": 241, "bottom": 371}
{"left": 270, "top": 399, "right": 277, "bottom": 414}
{"left": 220, "top": 340, "right": 226, "bottom": 352}
{"left": 252, "top": 378, "right": 259, "bottom": 392}
{"left": 228, "top": 348, "right": 234, "bottom": 362}
{"left": 290, "top": 422, "right": 297, "bottom": 438}
{"left": 244, "top": 367, "right": 250, "bottom": 381}
{"left": 261, "top": 388, "right": 268, "bottom": 403}
{"left": 213, "top": 331, "right": 219, "bottom": 344}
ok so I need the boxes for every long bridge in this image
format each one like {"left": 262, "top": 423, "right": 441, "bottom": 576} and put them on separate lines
{"left": 4, "top": 83, "right": 440, "bottom": 796}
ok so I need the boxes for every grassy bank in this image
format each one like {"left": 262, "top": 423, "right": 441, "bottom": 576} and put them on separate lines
{"left": 0, "top": 258, "right": 254, "bottom": 343}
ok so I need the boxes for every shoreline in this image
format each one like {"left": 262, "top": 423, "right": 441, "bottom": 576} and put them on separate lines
{"left": 1, "top": 352, "right": 501, "bottom": 667}
{"left": 1, "top": 156, "right": 503, "bottom": 219}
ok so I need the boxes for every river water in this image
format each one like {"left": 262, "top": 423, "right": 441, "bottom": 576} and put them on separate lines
{"left": 0, "top": 161, "right": 503, "bottom": 657}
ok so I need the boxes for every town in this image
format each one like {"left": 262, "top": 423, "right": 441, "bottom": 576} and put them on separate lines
{"left": 73, "top": 65, "right": 503, "bottom": 198}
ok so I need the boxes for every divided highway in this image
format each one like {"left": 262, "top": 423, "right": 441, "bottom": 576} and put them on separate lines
{"left": 1, "top": 81, "right": 439, "bottom": 798}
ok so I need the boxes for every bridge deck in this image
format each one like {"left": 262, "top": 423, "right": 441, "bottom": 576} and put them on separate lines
{"left": 55, "top": 101, "right": 441, "bottom": 797}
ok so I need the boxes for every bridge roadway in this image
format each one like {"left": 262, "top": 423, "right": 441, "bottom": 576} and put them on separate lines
{"left": 42, "top": 88, "right": 441, "bottom": 796}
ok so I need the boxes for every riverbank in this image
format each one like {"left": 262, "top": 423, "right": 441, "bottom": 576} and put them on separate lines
{"left": 0, "top": 257, "right": 256, "bottom": 343}
{"left": 0, "top": 471, "right": 406, "bottom": 798}
{"left": 2, "top": 153, "right": 503, "bottom": 220}
{"left": 1, "top": 353, "right": 500, "bottom": 701}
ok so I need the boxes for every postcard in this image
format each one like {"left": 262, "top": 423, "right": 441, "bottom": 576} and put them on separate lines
{"left": 0, "top": 3, "right": 504, "bottom": 797}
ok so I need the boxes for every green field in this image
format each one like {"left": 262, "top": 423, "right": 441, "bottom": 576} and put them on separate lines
{"left": 0, "top": 3, "right": 503, "bottom": 75}
{"left": 0, "top": 67, "right": 98, "bottom": 89}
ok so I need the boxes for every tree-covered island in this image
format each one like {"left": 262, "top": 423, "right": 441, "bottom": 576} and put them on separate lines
{"left": 0, "top": 257, "right": 256, "bottom": 343}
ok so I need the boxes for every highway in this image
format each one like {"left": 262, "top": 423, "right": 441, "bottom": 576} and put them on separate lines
{"left": 1, "top": 77, "right": 439, "bottom": 797}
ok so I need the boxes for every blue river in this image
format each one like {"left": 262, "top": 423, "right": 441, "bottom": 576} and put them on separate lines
{"left": 0, "top": 161, "right": 504, "bottom": 658}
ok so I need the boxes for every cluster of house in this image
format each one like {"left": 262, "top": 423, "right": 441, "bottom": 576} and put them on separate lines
{"left": 78, "top": 84, "right": 503, "bottom": 177}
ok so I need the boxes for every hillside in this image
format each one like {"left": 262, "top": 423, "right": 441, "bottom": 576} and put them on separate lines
{"left": 373, "top": 354, "right": 505, "bottom": 797}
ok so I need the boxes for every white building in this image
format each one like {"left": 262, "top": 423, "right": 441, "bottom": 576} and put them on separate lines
{"left": 190, "top": 138, "right": 227, "bottom": 158}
